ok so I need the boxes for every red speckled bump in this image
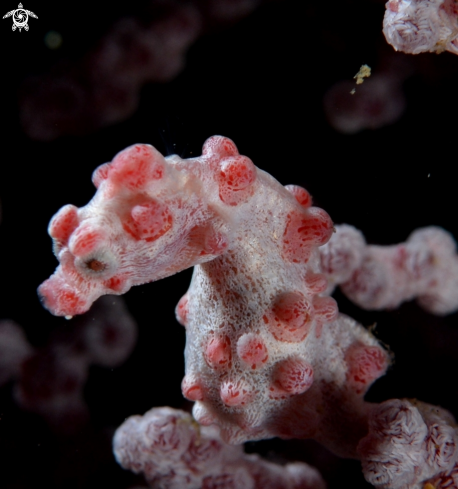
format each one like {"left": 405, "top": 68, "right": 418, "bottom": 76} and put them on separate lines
{"left": 271, "top": 357, "right": 314, "bottom": 398}
{"left": 220, "top": 156, "right": 256, "bottom": 190}
{"left": 220, "top": 378, "right": 253, "bottom": 406}
{"left": 182, "top": 375, "right": 204, "bottom": 401}
{"left": 283, "top": 208, "right": 333, "bottom": 263}
{"left": 345, "top": 343, "right": 388, "bottom": 394}
{"left": 92, "top": 162, "right": 111, "bottom": 188}
{"left": 202, "top": 135, "right": 239, "bottom": 159}
{"left": 48, "top": 204, "right": 79, "bottom": 243}
{"left": 123, "top": 200, "right": 173, "bottom": 241}
{"left": 267, "top": 291, "right": 314, "bottom": 342}
{"left": 313, "top": 295, "right": 338, "bottom": 323}
{"left": 110, "top": 144, "right": 164, "bottom": 190}
{"left": 218, "top": 155, "right": 257, "bottom": 206}
{"left": 285, "top": 184, "right": 312, "bottom": 208}
{"left": 175, "top": 293, "right": 189, "bottom": 327}
{"left": 236, "top": 333, "right": 269, "bottom": 369}
{"left": 312, "top": 295, "right": 338, "bottom": 337}
{"left": 204, "top": 334, "right": 232, "bottom": 369}
{"left": 305, "top": 272, "right": 328, "bottom": 293}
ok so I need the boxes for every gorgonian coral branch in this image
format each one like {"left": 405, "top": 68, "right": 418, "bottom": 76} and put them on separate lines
{"left": 320, "top": 224, "right": 458, "bottom": 314}
{"left": 358, "top": 399, "right": 458, "bottom": 488}
{"left": 383, "top": 0, "right": 458, "bottom": 54}
{"left": 113, "top": 406, "right": 326, "bottom": 489}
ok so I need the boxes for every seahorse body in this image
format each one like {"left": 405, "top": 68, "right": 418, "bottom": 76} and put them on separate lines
{"left": 39, "top": 136, "right": 389, "bottom": 456}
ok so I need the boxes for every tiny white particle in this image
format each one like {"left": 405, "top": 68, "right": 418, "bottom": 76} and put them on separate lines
{"left": 65, "top": 315, "right": 73, "bottom": 320}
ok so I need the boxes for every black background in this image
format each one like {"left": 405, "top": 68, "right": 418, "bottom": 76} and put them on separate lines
{"left": 1, "top": 0, "right": 458, "bottom": 487}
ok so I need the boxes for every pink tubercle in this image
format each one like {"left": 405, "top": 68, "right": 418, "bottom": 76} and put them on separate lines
{"left": 272, "top": 357, "right": 314, "bottom": 396}
{"left": 312, "top": 296, "right": 338, "bottom": 338}
{"left": 204, "top": 334, "right": 232, "bottom": 369}
{"left": 91, "top": 162, "right": 111, "bottom": 188}
{"left": 305, "top": 272, "right": 328, "bottom": 293}
{"left": 192, "top": 402, "right": 217, "bottom": 426}
{"left": 220, "top": 378, "right": 253, "bottom": 406}
{"left": 345, "top": 343, "right": 389, "bottom": 394}
{"left": 48, "top": 204, "right": 79, "bottom": 243}
{"left": 236, "top": 333, "right": 269, "bottom": 369}
{"left": 218, "top": 155, "right": 257, "bottom": 206}
{"left": 299, "top": 207, "right": 334, "bottom": 246}
{"left": 282, "top": 208, "right": 333, "bottom": 263}
{"left": 202, "top": 135, "right": 239, "bottom": 160}
{"left": 267, "top": 291, "right": 314, "bottom": 343}
{"left": 175, "top": 293, "right": 189, "bottom": 327}
{"left": 219, "top": 156, "right": 256, "bottom": 191}
{"left": 313, "top": 296, "right": 338, "bottom": 323}
{"left": 123, "top": 200, "right": 173, "bottom": 242}
{"left": 182, "top": 375, "right": 204, "bottom": 401}
{"left": 109, "top": 144, "right": 165, "bottom": 191}
{"left": 285, "top": 184, "right": 312, "bottom": 208}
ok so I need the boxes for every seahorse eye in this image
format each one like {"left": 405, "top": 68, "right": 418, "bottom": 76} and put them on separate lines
{"left": 86, "top": 259, "right": 106, "bottom": 272}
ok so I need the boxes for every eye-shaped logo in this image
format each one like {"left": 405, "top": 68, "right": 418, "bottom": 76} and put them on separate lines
{"left": 3, "top": 3, "right": 38, "bottom": 32}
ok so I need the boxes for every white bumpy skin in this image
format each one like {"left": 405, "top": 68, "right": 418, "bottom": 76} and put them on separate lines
{"left": 39, "top": 136, "right": 458, "bottom": 487}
